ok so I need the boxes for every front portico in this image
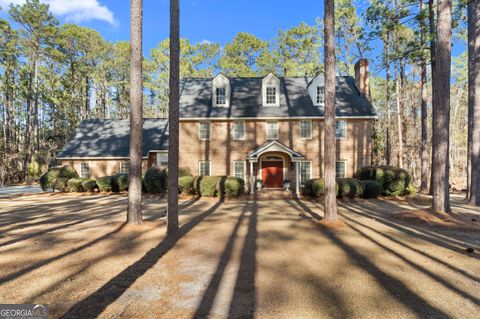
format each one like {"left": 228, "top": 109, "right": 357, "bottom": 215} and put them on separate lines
{"left": 246, "top": 140, "right": 305, "bottom": 195}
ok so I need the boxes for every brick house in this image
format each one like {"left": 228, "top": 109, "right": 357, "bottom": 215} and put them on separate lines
{"left": 57, "top": 59, "right": 376, "bottom": 195}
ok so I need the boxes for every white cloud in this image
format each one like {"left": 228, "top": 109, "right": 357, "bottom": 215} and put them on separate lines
{"left": 199, "top": 39, "right": 213, "bottom": 45}
{"left": 0, "top": 0, "right": 116, "bottom": 25}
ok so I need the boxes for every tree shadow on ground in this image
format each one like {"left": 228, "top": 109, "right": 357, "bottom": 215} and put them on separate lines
{"left": 60, "top": 200, "right": 223, "bottom": 319}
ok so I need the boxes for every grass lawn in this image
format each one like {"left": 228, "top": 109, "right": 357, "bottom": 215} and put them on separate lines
{"left": 0, "top": 193, "right": 478, "bottom": 318}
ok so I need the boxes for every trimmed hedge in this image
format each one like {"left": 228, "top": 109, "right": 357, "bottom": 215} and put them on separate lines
{"left": 224, "top": 177, "right": 245, "bottom": 198}
{"left": 356, "top": 165, "right": 410, "bottom": 196}
{"left": 337, "top": 178, "right": 363, "bottom": 198}
{"left": 179, "top": 175, "right": 195, "bottom": 194}
{"left": 113, "top": 174, "right": 129, "bottom": 192}
{"left": 39, "top": 165, "right": 79, "bottom": 192}
{"left": 192, "top": 176, "right": 203, "bottom": 194}
{"left": 81, "top": 180, "right": 97, "bottom": 192}
{"left": 361, "top": 180, "right": 383, "bottom": 198}
{"left": 200, "top": 176, "right": 221, "bottom": 197}
{"left": 67, "top": 178, "right": 90, "bottom": 192}
{"left": 303, "top": 178, "right": 325, "bottom": 197}
{"left": 144, "top": 166, "right": 168, "bottom": 194}
{"left": 96, "top": 176, "right": 114, "bottom": 192}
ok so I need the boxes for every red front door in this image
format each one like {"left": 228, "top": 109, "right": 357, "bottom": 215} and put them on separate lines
{"left": 262, "top": 161, "right": 283, "bottom": 188}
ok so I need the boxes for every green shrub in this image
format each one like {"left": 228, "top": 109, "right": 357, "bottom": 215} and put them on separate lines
{"left": 112, "top": 174, "right": 129, "bottom": 192}
{"left": 59, "top": 165, "right": 79, "bottom": 180}
{"left": 192, "top": 176, "right": 203, "bottom": 194}
{"left": 361, "top": 180, "right": 383, "bottom": 198}
{"left": 179, "top": 175, "right": 195, "bottom": 194}
{"left": 39, "top": 167, "right": 61, "bottom": 191}
{"left": 336, "top": 178, "right": 363, "bottom": 198}
{"left": 356, "top": 165, "right": 411, "bottom": 196}
{"left": 54, "top": 177, "right": 69, "bottom": 192}
{"left": 224, "top": 177, "right": 244, "bottom": 198}
{"left": 82, "top": 180, "right": 97, "bottom": 192}
{"left": 200, "top": 176, "right": 222, "bottom": 197}
{"left": 67, "top": 178, "right": 90, "bottom": 192}
{"left": 96, "top": 176, "right": 114, "bottom": 192}
{"left": 179, "top": 167, "right": 192, "bottom": 177}
{"left": 304, "top": 178, "right": 325, "bottom": 197}
{"left": 144, "top": 166, "right": 168, "bottom": 194}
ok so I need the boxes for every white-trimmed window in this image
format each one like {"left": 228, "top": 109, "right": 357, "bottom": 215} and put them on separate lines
{"left": 266, "top": 87, "right": 277, "bottom": 105}
{"left": 233, "top": 161, "right": 246, "bottom": 181}
{"left": 216, "top": 87, "right": 226, "bottom": 105}
{"left": 120, "top": 161, "right": 130, "bottom": 174}
{"left": 199, "top": 161, "right": 211, "bottom": 176}
{"left": 300, "top": 120, "right": 312, "bottom": 139}
{"left": 157, "top": 153, "right": 168, "bottom": 167}
{"left": 80, "top": 162, "right": 90, "bottom": 178}
{"left": 299, "top": 161, "right": 312, "bottom": 186}
{"left": 199, "top": 122, "right": 210, "bottom": 140}
{"left": 266, "top": 121, "right": 278, "bottom": 140}
{"left": 233, "top": 121, "right": 245, "bottom": 140}
{"left": 336, "top": 160, "right": 347, "bottom": 178}
{"left": 336, "top": 120, "right": 347, "bottom": 139}
{"left": 316, "top": 86, "right": 325, "bottom": 105}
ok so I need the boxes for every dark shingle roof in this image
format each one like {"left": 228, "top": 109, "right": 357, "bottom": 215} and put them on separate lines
{"left": 57, "top": 119, "right": 168, "bottom": 158}
{"left": 179, "top": 75, "right": 375, "bottom": 118}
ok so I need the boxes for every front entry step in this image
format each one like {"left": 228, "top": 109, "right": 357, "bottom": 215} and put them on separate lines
{"left": 251, "top": 189, "right": 298, "bottom": 200}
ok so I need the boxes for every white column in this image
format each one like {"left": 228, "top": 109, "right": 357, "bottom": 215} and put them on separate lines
{"left": 250, "top": 161, "right": 254, "bottom": 194}
{"left": 295, "top": 161, "right": 300, "bottom": 196}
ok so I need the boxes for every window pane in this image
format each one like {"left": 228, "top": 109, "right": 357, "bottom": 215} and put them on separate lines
{"left": 157, "top": 154, "right": 168, "bottom": 167}
{"left": 266, "top": 87, "right": 276, "bottom": 104}
{"left": 300, "top": 121, "right": 311, "bottom": 138}
{"left": 317, "top": 86, "right": 325, "bottom": 104}
{"left": 267, "top": 122, "right": 278, "bottom": 139}
{"left": 200, "top": 161, "right": 210, "bottom": 176}
{"left": 336, "top": 121, "right": 346, "bottom": 138}
{"left": 234, "top": 161, "right": 245, "bottom": 180}
{"left": 199, "top": 122, "right": 210, "bottom": 139}
{"left": 233, "top": 121, "right": 245, "bottom": 139}
{"left": 216, "top": 87, "right": 226, "bottom": 105}
{"left": 336, "top": 161, "right": 346, "bottom": 178}
{"left": 80, "top": 163, "right": 90, "bottom": 178}
{"left": 120, "top": 162, "right": 129, "bottom": 174}
{"left": 299, "top": 162, "right": 311, "bottom": 186}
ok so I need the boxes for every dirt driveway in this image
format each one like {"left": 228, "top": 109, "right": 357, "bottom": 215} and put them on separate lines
{"left": 0, "top": 193, "right": 478, "bottom": 318}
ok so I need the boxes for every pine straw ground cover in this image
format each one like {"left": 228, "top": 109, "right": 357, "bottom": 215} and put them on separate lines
{"left": 0, "top": 193, "right": 478, "bottom": 318}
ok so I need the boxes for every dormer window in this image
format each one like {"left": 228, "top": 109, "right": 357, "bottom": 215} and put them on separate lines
{"left": 262, "top": 73, "right": 280, "bottom": 107}
{"left": 212, "top": 74, "right": 230, "bottom": 107}
{"left": 266, "top": 87, "right": 277, "bottom": 105}
{"left": 316, "top": 86, "right": 325, "bottom": 105}
{"left": 216, "top": 87, "right": 226, "bottom": 105}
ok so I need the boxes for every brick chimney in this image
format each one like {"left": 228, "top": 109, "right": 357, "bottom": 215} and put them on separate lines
{"left": 354, "top": 59, "right": 370, "bottom": 101}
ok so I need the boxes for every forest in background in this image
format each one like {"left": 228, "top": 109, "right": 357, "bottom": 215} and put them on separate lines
{"left": 0, "top": 0, "right": 471, "bottom": 189}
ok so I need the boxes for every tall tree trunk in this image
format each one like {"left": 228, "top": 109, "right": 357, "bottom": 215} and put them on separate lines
{"left": 85, "top": 76, "right": 90, "bottom": 119}
{"left": 323, "top": 0, "right": 337, "bottom": 223}
{"left": 127, "top": 0, "right": 144, "bottom": 225}
{"left": 33, "top": 57, "right": 40, "bottom": 152}
{"left": 167, "top": 0, "right": 180, "bottom": 235}
{"left": 420, "top": 0, "right": 429, "bottom": 193}
{"left": 429, "top": 0, "right": 436, "bottom": 194}
{"left": 466, "top": 0, "right": 476, "bottom": 201}
{"left": 469, "top": 0, "right": 480, "bottom": 206}
{"left": 395, "top": 62, "right": 403, "bottom": 168}
{"left": 432, "top": 0, "right": 452, "bottom": 213}
{"left": 385, "top": 35, "right": 392, "bottom": 166}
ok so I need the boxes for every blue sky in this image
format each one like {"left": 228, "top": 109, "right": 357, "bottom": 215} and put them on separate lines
{"left": 0, "top": 0, "right": 466, "bottom": 74}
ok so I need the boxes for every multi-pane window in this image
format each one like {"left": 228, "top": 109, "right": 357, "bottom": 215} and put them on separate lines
{"left": 156, "top": 153, "right": 168, "bottom": 167}
{"left": 336, "top": 120, "right": 347, "bottom": 138}
{"left": 234, "top": 161, "right": 245, "bottom": 181}
{"left": 299, "top": 161, "right": 311, "bottom": 186}
{"left": 266, "top": 87, "right": 276, "bottom": 104}
{"left": 199, "top": 161, "right": 211, "bottom": 176}
{"left": 300, "top": 120, "right": 312, "bottom": 139}
{"left": 233, "top": 121, "right": 245, "bottom": 140}
{"left": 216, "top": 87, "right": 226, "bottom": 105}
{"left": 316, "top": 86, "right": 325, "bottom": 104}
{"left": 199, "top": 122, "right": 210, "bottom": 140}
{"left": 336, "top": 161, "right": 347, "bottom": 178}
{"left": 80, "top": 163, "right": 90, "bottom": 178}
{"left": 120, "top": 161, "right": 129, "bottom": 174}
{"left": 266, "top": 121, "right": 278, "bottom": 140}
